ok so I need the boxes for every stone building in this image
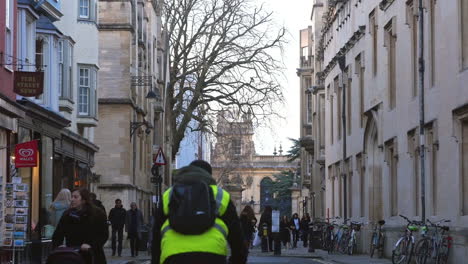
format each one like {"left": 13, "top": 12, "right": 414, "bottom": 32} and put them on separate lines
{"left": 94, "top": 0, "right": 168, "bottom": 221}
{"left": 302, "top": 0, "right": 468, "bottom": 260}
{"left": 211, "top": 112, "right": 298, "bottom": 219}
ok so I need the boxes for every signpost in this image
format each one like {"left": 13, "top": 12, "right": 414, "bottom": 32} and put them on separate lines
{"left": 14, "top": 72, "right": 44, "bottom": 97}
{"left": 152, "top": 147, "right": 166, "bottom": 208}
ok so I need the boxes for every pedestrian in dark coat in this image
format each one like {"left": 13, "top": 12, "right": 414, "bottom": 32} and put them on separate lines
{"left": 289, "top": 213, "right": 300, "bottom": 248}
{"left": 126, "top": 202, "right": 144, "bottom": 257}
{"left": 108, "top": 199, "right": 127, "bottom": 257}
{"left": 279, "top": 215, "right": 290, "bottom": 248}
{"left": 300, "top": 214, "right": 311, "bottom": 247}
{"left": 240, "top": 205, "right": 256, "bottom": 251}
{"left": 258, "top": 206, "right": 273, "bottom": 252}
{"left": 52, "top": 188, "right": 109, "bottom": 264}
{"left": 90, "top": 192, "right": 106, "bottom": 216}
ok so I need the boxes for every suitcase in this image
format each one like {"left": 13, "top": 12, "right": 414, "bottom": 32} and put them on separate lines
{"left": 46, "top": 247, "right": 93, "bottom": 264}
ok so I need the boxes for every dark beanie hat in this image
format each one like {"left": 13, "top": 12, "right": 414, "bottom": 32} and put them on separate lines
{"left": 189, "top": 160, "right": 212, "bottom": 175}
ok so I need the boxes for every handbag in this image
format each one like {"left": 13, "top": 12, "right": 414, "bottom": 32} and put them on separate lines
{"left": 252, "top": 231, "right": 260, "bottom": 247}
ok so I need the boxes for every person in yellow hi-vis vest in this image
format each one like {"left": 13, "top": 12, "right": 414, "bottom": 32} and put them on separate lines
{"left": 151, "top": 160, "right": 248, "bottom": 264}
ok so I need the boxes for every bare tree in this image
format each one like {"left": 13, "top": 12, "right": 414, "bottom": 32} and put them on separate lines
{"left": 163, "top": 0, "right": 286, "bottom": 159}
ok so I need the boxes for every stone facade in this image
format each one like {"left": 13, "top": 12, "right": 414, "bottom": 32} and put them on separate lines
{"left": 302, "top": 0, "right": 468, "bottom": 261}
{"left": 95, "top": 0, "right": 168, "bottom": 221}
{"left": 211, "top": 112, "right": 298, "bottom": 219}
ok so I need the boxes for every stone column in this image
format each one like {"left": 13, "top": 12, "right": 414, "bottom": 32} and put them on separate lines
{"left": 224, "top": 184, "right": 244, "bottom": 215}
{"left": 290, "top": 185, "right": 301, "bottom": 216}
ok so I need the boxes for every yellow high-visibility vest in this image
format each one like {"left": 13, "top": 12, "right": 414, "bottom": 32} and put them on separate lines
{"left": 160, "top": 184, "right": 230, "bottom": 264}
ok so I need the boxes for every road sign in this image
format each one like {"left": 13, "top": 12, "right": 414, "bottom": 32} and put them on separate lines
{"left": 154, "top": 147, "right": 167, "bottom": 165}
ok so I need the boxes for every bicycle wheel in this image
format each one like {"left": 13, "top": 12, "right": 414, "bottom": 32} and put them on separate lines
{"left": 370, "top": 232, "right": 378, "bottom": 258}
{"left": 338, "top": 235, "right": 349, "bottom": 254}
{"left": 392, "top": 237, "right": 413, "bottom": 264}
{"left": 436, "top": 238, "right": 450, "bottom": 264}
{"left": 378, "top": 233, "right": 385, "bottom": 258}
{"left": 348, "top": 238, "right": 356, "bottom": 255}
{"left": 415, "top": 238, "right": 431, "bottom": 264}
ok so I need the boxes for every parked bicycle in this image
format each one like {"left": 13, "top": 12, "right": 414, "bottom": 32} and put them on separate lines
{"left": 392, "top": 215, "right": 424, "bottom": 264}
{"left": 414, "top": 219, "right": 452, "bottom": 264}
{"left": 370, "top": 220, "right": 386, "bottom": 258}
{"left": 322, "top": 221, "right": 338, "bottom": 254}
{"left": 347, "top": 221, "right": 363, "bottom": 255}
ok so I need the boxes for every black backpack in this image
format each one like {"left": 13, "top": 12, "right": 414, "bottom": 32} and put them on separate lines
{"left": 46, "top": 247, "right": 91, "bottom": 264}
{"left": 168, "top": 181, "right": 217, "bottom": 235}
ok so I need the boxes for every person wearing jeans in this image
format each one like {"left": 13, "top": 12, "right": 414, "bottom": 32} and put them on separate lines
{"left": 126, "top": 202, "right": 144, "bottom": 257}
{"left": 290, "top": 213, "right": 300, "bottom": 248}
{"left": 108, "top": 199, "right": 126, "bottom": 257}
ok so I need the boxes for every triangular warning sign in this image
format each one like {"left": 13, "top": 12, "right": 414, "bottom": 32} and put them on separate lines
{"left": 154, "top": 147, "right": 167, "bottom": 165}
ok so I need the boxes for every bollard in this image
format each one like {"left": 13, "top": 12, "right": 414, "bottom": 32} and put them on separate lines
{"left": 261, "top": 223, "right": 269, "bottom": 252}
{"left": 308, "top": 222, "right": 315, "bottom": 252}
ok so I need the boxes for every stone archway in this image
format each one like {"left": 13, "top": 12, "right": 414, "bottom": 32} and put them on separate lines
{"left": 363, "top": 111, "right": 383, "bottom": 221}
{"left": 260, "top": 177, "right": 273, "bottom": 211}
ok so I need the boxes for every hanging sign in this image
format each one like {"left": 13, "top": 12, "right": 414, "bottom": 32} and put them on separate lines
{"left": 15, "top": 140, "right": 38, "bottom": 168}
{"left": 154, "top": 147, "right": 167, "bottom": 166}
{"left": 14, "top": 71, "right": 44, "bottom": 97}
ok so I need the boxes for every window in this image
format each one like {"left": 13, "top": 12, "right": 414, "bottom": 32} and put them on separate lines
{"left": 386, "top": 139, "right": 398, "bottom": 216}
{"left": 407, "top": 1, "right": 418, "bottom": 96}
{"left": 462, "top": 120, "right": 468, "bottom": 214}
{"left": 337, "top": 164, "right": 342, "bottom": 216}
{"left": 80, "top": 0, "right": 90, "bottom": 18}
{"left": 355, "top": 54, "right": 365, "bottom": 127}
{"left": 385, "top": 19, "right": 397, "bottom": 110}
{"left": 79, "top": 68, "right": 90, "bottom": 115}
{"left": 346, "top": 159, "right": 352, "bottom": 217}
{"left": 335, "top": 76, "right": 341, "bottom": 140}
{"left": 329, "top": 166, "right": 335, "bottom": 217}
{"left": 429, "top": 0, "right": 436, "bottom": 86}
{"left": 330, "top": 93, "right": 334, "bottom": 145}
{"left": 408, "top": 129, "right": 420, "bottom": 216}
{"left": 369, "top": 10, "right": 378, "bottom": 76}
{"left": 462, "top": 0, "right": 468, "bottom": 69}
{"left": 232, "top": 139, "right": 241, "bottom": 155}
{"left": 346, "top": 67, "right": 352, "bottom": 135}
{"left": 58, "top": 41, "right": 63, "bottom": 97}
{"left": 35, "top": 39, "right": 44, "bottom": 72}
{"left": 356, "top": 153, "right": 365, "bottom": 217}
{"left": 4, "top": 0, "right": 14, "bottom": 69}
{"left": 319, "top": 94, "right": 325, "bottom": 150}
{"left": 426, "top": 123, "right": 438, "bottom": 215}
{"left": 307, "top": 93, "right": 313, "bottom": 124}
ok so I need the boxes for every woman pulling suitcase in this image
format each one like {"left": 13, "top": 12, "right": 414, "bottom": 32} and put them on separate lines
{"left": 50, "top": 188, "right": 109, "bottom": 264}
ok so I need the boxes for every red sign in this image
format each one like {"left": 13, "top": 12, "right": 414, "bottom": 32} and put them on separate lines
{"left": 15, "top": 140, "right": 39, "bottom": 168}
{"left": 154, "top": 147, "right": 167, "bottom": 165}
{"left": 14, "top": 71, "right": 44, "bottom": 97}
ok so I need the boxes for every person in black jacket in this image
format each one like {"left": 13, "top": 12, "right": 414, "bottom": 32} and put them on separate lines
{"left": 300, "top": 214, "right": 311, "bottom": 247}
{"left": 290, "top": 213, "right": 300, "bottom": 248}
{"left": 239, "top": 205, "right": 256, "bottom": 251}
{"left": 151, "top": 162, "right": 248, "bottom": 264}
{"left": 108, "top": 199, "right": 126, "bottom": 257}
{"left": 90, "top": 192, "right": 106, "bottom": 215}
{"left": 52, "top": 188, "right": 109, "bottom": 264}
{"left": 258, "top": 206, "right": 273, "bottom": 252}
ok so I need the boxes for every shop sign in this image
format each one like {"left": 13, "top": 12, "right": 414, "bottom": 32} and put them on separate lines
{"left": 15, "top": 140, "right": 38, "bottom": 168}
{"left": 14, "top": 71, "right": 44, "bottom": 97}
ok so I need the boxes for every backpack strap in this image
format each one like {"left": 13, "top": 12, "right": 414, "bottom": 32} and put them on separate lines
{"left": 211, "top": 185, "right": 230, "bottom": 217}
{"left": 163, "top": 187, "right": 172, "bottom": 216}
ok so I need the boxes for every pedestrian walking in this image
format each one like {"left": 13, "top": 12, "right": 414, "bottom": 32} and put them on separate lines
{"left": 49, "top": 189, "right": 72, "bottom": 227}
{"left": 258, "top": 206, "right": 273, "bottom": 252}
{"left": 52, "top": 187, "right": 109, "bottom": 264}
{"left": 90, "top": 192, "right": 106, "bottom": 215}
{"left": 126, "top": 202, "right": 144, "bottom": 257}
{"left": 108, "top": 199, "right": 126, "bottom": 257}
{"left": 240, "top": 205, "right": 256, "bottom": 251}
{"left": 279, "top": 215, "right": 290, "bottom": 249}
{"left": 300, "top": 214, "right": 311, "bottom": 247}
{"left": 151, "top": 161, "right": 248, "bottom": 264}
{"left": 290, "top": 213, "right": 300, "bottom": 248}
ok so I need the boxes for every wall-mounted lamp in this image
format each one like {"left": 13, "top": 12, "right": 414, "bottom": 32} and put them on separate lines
{"left": 130, "top": 120, "right": 153, "bottom": 139}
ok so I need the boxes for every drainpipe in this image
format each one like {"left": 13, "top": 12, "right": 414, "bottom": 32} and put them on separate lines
{"left": 418, "top": 0, "right": 426, "bottom": 223}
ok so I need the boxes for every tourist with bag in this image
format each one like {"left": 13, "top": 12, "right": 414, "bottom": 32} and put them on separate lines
{"left": 151, "top": 161, "right": 248, "bottom": 264}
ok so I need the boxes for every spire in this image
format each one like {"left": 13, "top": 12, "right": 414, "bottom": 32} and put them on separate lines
{"left": 273, "top": 145, "right": 277, "bottom": 156}
{"left": 279, "top": 143, "right": 283, "bottom": 155}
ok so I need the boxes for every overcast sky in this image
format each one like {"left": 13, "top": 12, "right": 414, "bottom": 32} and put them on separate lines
{"left": 253, "top": 0, "right": 313, "bottom": 155}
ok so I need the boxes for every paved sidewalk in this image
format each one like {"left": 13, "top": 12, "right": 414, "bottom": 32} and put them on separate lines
{"left": 249, "top": 245, "right": 393, "bottom": 264}
{"left": 105, "top": 247, "right": 151, "bottom": 264}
